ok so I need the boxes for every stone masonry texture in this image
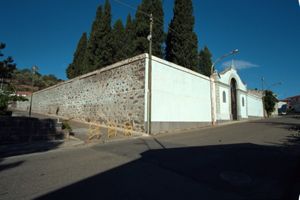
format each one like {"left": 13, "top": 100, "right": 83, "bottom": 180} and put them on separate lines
{"left": 17, "top": 55, "right": 146, "bottom": 132}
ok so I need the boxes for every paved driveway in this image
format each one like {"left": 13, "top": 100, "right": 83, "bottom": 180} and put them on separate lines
{"left": 1, "top": 116, "right": 300, "bottom": 199}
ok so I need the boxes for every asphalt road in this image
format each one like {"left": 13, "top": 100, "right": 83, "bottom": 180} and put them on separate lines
{"left": 1, "top": 116, "right": 300, "bottom": 200}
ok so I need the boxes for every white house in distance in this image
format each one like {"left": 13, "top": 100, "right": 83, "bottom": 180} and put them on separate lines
{"left": 15, "top": 54, "right": 264, "bottom": 134}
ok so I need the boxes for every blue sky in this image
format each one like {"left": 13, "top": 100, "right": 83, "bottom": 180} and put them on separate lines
{"left": 0, "top": 0, "right": 299, "bottom": 98}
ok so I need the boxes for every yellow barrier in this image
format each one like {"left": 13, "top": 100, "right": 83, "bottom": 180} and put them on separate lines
{"left": 123, "top": 121, "right": 133, "bottom": 136}
{"left": 107, "top": 121, "right": 117, "bottom": 138}
{"left": 87, "top": 124, "right": 101, "bottom": 141}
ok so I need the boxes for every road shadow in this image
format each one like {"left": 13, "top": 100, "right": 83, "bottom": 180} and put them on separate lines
{"left": 35, "top": 143, "right": 300, "bottom": 200}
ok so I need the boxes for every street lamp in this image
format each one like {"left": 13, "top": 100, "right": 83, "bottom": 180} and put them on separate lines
{"left": 210, "top": 49, "right": 239, "bottom": 126}
{"left": 28, "top": 66, "right": 38, "bottom": 117}
{"left": 211, "top": 49, "right": 239, "bottom": 75}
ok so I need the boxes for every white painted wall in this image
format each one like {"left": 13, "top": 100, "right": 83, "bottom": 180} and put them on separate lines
{"left": 238, "top": 91, "right": 248, "bottom": 118}
{"left": 247, "top": 94, "right": 264, "bottom": 117}
{"left": 218, "top": 85, "right": 230, "bottom": 120}
{"left": 149, "top": 56, "right": 212, "bottom": 122}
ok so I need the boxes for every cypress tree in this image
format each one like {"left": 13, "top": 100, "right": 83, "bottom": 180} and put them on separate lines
{"left": 83, "top": 5, "right": 103, "bottom": 73}
{"left": 134, "top": 0, "right": 164, "bottom": 58}
{"left": 198, "top": 46, "right": 213, "bottom": 76}
{"left": 66, "top": 32, "right": 87, "bottom": 79}
{"left": 165, "top": 0, "right": 198, "bottom": 71}
{"left": 124, "top": 14, "right": 135, "bottom": 58}
{"left": 95, "top": 0, "right": 113, "bottom": 69}
{"left": 66, "top": 64, "right": 75, "bottom": 79}
{"left": 112, "top": 19, "right": 126, "bottom": 62}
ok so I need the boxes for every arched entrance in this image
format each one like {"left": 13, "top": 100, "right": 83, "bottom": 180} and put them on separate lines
{"left": 230, "top": 78, "right": 238, "bottom": 120}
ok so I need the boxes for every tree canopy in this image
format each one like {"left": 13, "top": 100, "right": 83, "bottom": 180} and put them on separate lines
{"left": 124, "top": 14, "right": 135, "bottom": 58}
{"left": 263, "top": 90, "right": 278, "bottom": 117}
{"left": 83, "top": 5, "right": 103, "bottom": 73}
{"left": 0, "top": 43, "right": 16, "bottom": 81}
{"left": 95, "top": 0, "right": 114, "bottom": 69}
{"left": 66, "top": 32, "right": 87, "bottom": 79}
{"left": 0, "top": 43, "right": 31, "bottom": 114}
{"left": 111, "top": 19, "right": 127, "bottom": 63}
{"left": 165, "top": 0, "right": 198, "bottom": 71}
{"left": 134, "top": 0, "right": 164, "bottom": 58}
{"left": 198, "top": 46, "right": 213, "bottom": 76}
{"left": 66, "top": 0, "right": 206, "bottom": 77}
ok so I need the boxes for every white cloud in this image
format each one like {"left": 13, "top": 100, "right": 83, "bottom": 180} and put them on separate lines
{"left": 221, "top": 60, "right": 259, "bottom": 70}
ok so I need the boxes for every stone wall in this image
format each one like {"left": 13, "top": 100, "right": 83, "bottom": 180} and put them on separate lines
{"left": 17, "top": 54, "right": 147, "bottom": 132}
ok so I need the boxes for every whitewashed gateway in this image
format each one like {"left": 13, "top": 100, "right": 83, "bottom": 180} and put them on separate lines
{"left": 15, "top": 54, "right": 263, "bottom": 134}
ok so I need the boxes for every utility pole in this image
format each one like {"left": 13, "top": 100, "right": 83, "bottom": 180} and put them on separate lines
{"left": 147, "top": 13, "right": 153, "bottom": 134}
{"left": 29, "top": 66, "right": 38, "bottom": 117}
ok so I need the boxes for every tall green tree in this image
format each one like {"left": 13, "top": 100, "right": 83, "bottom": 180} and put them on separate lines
{"left": 165, "top": 0, "right": 198, "bottom": 71}
{"left": 112, "top": 19, "right": 127, "bottom": 63}
{"left": 124, "top": 14, "right": 135, "bottom": 58}
{"left": 84, "top": 5, "right": 103, "bottom": 73}
{"left": 198, "top": 46, "right": 213, "bottom": 76}
{"left": 66, "top": 32, "right": 87, "bottom": 79}
{"left": 0, "top": 43, "right": 16, "bottom": 81}
{"left": 134, "top": 0, "right": 164, "bottom": 58}
{"left": 0, "top": 44, "right": 27, "bottom": 115}
{"left": 95, "top": 0, "right": 113, "bottom": 69}
{"left": 263, "top": 90, "right": 278, "bottom": 117}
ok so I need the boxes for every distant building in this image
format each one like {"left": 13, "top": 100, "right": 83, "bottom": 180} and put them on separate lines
{"left": 282, "top": 95, "right": 300, "bottom": 113}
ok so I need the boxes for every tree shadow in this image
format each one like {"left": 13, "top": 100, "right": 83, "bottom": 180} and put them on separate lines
{"left": 0, "top": 158, "right": 24, "bottom": 172}
{"left": 0, "top": 140, "right": 63, "bottom": 158}
{"left": 35, "top": 143, "right": 300, "bottom": 200}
